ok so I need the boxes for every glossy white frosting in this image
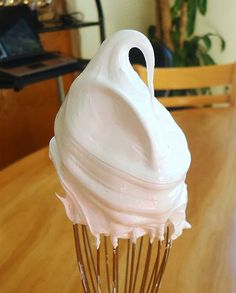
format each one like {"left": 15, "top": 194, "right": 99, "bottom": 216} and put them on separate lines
{"left": 49, "top": 30, "right": 191, "bottom": 247}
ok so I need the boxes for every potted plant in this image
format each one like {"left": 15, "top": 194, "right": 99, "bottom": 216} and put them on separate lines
{"left": 150, "top": 0, "right": 225, "bottom": 67}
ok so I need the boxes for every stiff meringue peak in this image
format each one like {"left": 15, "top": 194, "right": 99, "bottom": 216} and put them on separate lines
{"left": 49, "top": 30, "right": 191, "bottom": 247}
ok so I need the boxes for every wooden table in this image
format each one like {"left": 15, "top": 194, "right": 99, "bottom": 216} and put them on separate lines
{"left": 1, "top": 107, "right": 236, "bottom": 293}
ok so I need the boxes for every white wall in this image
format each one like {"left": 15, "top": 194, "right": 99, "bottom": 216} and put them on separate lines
{"left": 195, "top": 0, "right": 236, "bottom": 64}
{"left": 66, "top": 0, "right": 156, "bottom": 59}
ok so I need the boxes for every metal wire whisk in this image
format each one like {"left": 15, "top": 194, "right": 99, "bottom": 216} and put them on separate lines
{"left": 73, "top": 224, "right": 172, "bottom": 293}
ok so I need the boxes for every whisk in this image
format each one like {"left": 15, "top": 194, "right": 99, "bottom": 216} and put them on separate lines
{"left": 73, "top": 224, "right": 172, "bottom": 293}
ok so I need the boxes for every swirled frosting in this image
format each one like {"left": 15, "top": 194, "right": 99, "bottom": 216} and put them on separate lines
{"left": 49, "top": 30, "right": 191, "bottom": 247}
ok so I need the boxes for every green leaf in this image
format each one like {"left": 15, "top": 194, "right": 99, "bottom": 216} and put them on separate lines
{"left": 186, "top": 36, "right": 200, "bottom": 47}
{"left": 170, "top": 89, "right": 188, "bottom": 96}
{"left": 175, "top": 0, "right": 185, "bottom": 9}
{"left": 189, "top": 36, "right": 200, "bottom": 44}
{"left": 172, "top": 16, "right": 180, "bottom": 30}
{"left": 187, "top": 0, "right": 197, "bottom": 36}
{"left": 200, "top": 87, "right": 210, "bottom": 94}
{"left": 171, "top": 31, "right": 180, "bottom": 47}
{"left": 205, "top": 33, "right": 226, "bottom": 51}
{"left": 173, "top": 48, "right": 188, "bottom": 67}
{"left": 184, "top": 37, "right": 199, "bottom": 55}
{"left": 188, "top": 89, "right": 198, "bottom": 95}
{"left": 181, "top": 39, "right": 200, "bottom": 66}
{"left": 200, "top": 52, "right": 216, "bottom": 65}
{"left": 202, "top": 35, "right": 212, "bottom": 50}
{"left": 219, "top": 36, "right": 226, "bottom": 51}
{"left": 197, "top": 0, "right": 207, "bottom": 15}
{"left": 171, "top": 0, "right": 184, "bottom": 17}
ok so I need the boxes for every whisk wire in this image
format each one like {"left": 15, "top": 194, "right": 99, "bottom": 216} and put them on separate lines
{"left": 73, "top": 225, "right": 171, "bottom": 293}
{"left": 73, "top": 224, "right": 90, "bottom": 292}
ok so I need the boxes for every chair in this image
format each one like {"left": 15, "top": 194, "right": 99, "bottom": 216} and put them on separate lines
{"left": 133, "top": 63, "right": 236, "bottom": 108}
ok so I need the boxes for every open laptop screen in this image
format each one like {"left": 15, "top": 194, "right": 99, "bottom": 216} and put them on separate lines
{"left": 0, "top": 5, "right": 43, "bottom": 61}
{"left": 0, "top": 18, "right": 42, "bottom": 59}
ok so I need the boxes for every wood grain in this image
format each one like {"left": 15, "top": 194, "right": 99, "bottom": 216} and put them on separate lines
{"left": 0, "top": 107, "right": 236, "bottom": 292}
{"left": 0, "top": 30, "right": 76, "bottom": 170}
{"left": 133, "top": 63, "right": 236, "bottom": 108}
{"left": 159, "top": 94, "right": 229, "bottom": 108}
{"left": 134, "top": 63, "right": 235, "bottom": 89}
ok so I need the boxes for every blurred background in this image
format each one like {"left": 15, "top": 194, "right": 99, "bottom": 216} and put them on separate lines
{"left": 69, "top": 0, "right": 236, "bottom": 64}
{"left": 0, "top": 0, "right": 235, "bottom": 170}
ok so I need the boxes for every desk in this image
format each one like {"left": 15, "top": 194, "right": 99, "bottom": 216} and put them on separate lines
{"left": 0, "top": 59, "right": 89, "bottom": 103}
{"left": 0, "top": 59, "right": 88, "bottom": 90}
{"left": 0, "top": 107, "right": 236, "bottom": 293}
{"left": 0, "top": 30, "right": 82, "bottom": 169}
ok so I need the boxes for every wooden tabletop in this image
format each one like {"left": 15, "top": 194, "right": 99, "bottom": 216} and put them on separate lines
{"left": 0, "top": 106, "right": 236, "bottom": 293}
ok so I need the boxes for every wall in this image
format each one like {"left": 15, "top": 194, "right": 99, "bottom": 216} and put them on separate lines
{"left": 66, "top": 0, "right": 156, "bottom": 59}
{"left": 195, "top": 0, "right": 236, "bottom": 64}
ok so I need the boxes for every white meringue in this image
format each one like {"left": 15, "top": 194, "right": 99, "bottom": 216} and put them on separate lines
{"left": 49, "top": 30, "right": 191, "bottom": 247}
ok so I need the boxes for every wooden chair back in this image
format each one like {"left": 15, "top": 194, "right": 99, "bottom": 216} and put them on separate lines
{"left": 133, "top": 63, "right": 236, "bottom": 108}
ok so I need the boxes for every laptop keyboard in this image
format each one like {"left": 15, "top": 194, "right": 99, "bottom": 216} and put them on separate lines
{"left": 27, "top": 62, "right": 46, "bottom": 69}
{"left": 0, "top": 52, "right": 59, "bottom": 68}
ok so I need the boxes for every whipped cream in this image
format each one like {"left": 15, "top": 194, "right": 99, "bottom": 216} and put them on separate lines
{"left": 49, "top": 30, "right": 191, "bottom": 247}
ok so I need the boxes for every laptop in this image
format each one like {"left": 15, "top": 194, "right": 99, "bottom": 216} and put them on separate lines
{"left": 0, "top": 5, "right": 78, "bottom": 77}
